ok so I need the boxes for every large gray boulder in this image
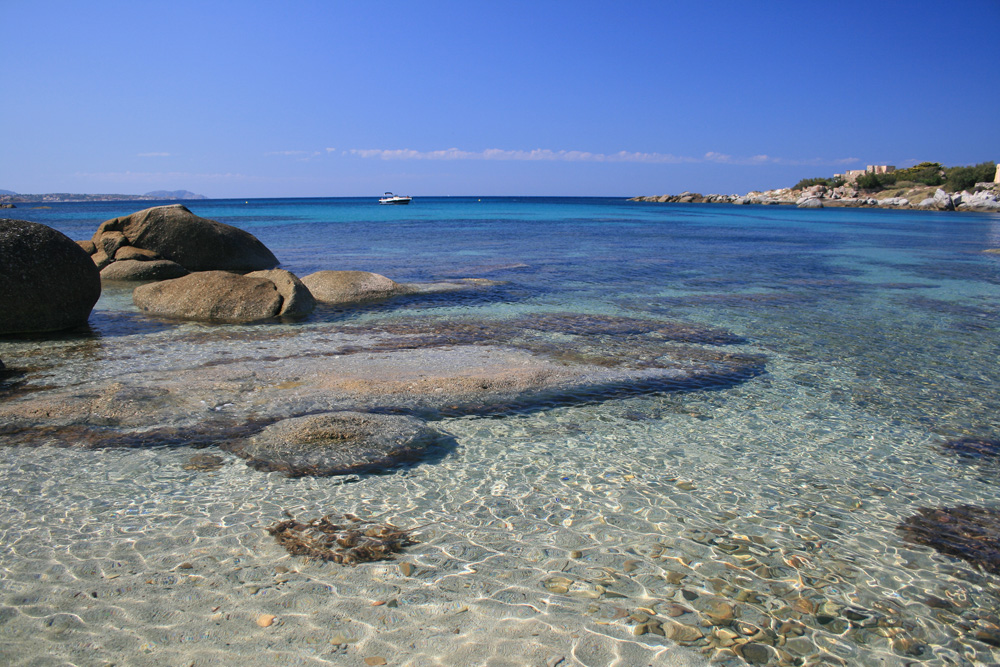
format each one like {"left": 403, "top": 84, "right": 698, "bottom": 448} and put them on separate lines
{"left": 301, "top": 270, "right": 414, "bottom": 305}
{"left": 222, "top": 411, "right": 444, "bottom": 477}
{"left": 90, "top": 204, "right": 278, "bottom": 274}
{"left": 0, "top": 219, "right": 102, "bottom": 334}
{"left": 133, "top": 271, "right": 283, "bottom": 323}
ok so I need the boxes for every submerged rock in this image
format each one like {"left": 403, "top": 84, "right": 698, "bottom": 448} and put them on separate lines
{"left": 224, "top": 411, "right": 443, "bottom": 476}
{"left": 0, "top": 312, "right": 763, "bottom": 477}
{"left": 899, "top": 505, "right": 1000, "bottom": 575}
{"left": 88, "top": 204, "right": 279, "bottom": 275}
{"left": 941, "top": 437, "right": 1000, "bottom": 461}
{"left": 0, "top": 219, "right": 102, "bottom": 334}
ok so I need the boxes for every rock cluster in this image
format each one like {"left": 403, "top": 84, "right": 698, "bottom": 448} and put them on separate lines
{"left": 0, "top": 219, "right": 102, "bottom": 334}
{"left": 632, "top": 183, "right": 1000, "bottom": 212}
{"left": 84, "top": 204, "right": 279, "bottom": 280}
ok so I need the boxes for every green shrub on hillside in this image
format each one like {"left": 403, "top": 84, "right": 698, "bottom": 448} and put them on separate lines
{"left": 855, "top": 172, "right": 886, "bottom": 191}
{"left": 944, "top": 161, "right": 996, "bottom": 191}
{"left": 793, "top": 176, "right": 846, "bottom": 190}
{"left": 794, "top": 177, "right": 830, "bottom": 189}
{"left": 894, "top": 162, "right": 943, "bottom": 186}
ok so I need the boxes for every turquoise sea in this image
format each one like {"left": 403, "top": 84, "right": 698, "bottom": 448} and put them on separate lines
{"left": 2, "top": 197, "right": 999, "bottom": 666}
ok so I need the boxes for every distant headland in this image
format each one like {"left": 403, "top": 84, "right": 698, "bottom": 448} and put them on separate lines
{"left": 0, "top": 190, "right": 207, "bottom": 205}
{"left": 631, "top": 161, "right": 1000, "bottom": 212}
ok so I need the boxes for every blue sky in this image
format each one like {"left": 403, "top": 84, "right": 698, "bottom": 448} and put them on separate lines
{"left": 2, "top": 0, "right": 998, "bottom": 198}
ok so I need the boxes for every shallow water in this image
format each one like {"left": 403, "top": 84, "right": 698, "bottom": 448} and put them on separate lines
{"left": 2, "top": 198, "right": 1000, "bottom": 666}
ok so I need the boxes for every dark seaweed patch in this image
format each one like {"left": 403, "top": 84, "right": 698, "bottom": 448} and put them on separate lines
{"left": 266, "top": 514, "right": 416, "bottom": 564}
{"left": 899, "top": 505, "right": 1000, "bottom": 575}
{"left": 0, "top": 417, "right": 276, "bottom": 449}
{"left": 941, "top": 438, "right": 1000, "bottom": 461}
{"left": 904, "top": 261, "right": 1000, "bottom": 286}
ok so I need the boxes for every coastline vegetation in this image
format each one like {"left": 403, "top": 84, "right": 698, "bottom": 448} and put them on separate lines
{"left": 796, "top": 161, "right": 996, "bottom": 193}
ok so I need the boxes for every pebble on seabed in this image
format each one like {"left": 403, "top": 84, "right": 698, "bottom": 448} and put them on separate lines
{"left": 256, "top": 614, "right": 276, "bottom": 627}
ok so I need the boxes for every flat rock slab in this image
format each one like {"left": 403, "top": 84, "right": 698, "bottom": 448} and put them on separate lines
{"left": 0, "top": 313, "right": 764, "bottom": 476}
{"left": 224, "top": 411, "right": 444, "bottom": 477}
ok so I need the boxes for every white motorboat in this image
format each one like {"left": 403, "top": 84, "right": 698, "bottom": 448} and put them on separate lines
{"left": 379, "top": 192, "right": 412, "bottom": 205}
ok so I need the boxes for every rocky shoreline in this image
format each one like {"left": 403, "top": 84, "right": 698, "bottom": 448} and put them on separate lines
{"left": 631, "top": 182, "right": 1000, "bottom": 212}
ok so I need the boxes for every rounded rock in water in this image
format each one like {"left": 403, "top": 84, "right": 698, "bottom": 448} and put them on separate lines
{"left": 223, "top": 411, "right": 445, "bottom": 477}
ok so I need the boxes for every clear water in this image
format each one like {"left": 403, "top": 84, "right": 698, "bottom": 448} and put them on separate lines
{"left": 2, "top": 198, "right": 999, "bottom": 666}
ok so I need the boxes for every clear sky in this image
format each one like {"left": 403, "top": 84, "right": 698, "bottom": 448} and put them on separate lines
{"left": 2, "top": 0, "right": 999, "bottom": 198}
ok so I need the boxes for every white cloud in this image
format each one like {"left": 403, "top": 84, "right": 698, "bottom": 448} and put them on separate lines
{"left": 348, "top": 147, "right": 859, "bottom": 167}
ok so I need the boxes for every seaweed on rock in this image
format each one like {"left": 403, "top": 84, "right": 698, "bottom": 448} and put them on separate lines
{"left": 898, "top": 505, "right": 1000, "bottom": 575}
{"left": 266, "top": 514, "right": 416, "bottom": 564}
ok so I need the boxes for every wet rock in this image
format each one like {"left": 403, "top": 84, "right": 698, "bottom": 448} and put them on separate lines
{"left": 0, "top": 219, "right": 102, "bottom": 334}
{"left": 100, "top": 258, "right": 189, "bottom": 281}
{"left": 91, "top": 204, "right": 278, "bottom": 272}
{"left": 737, "top": 642, "right": 772, "bottom": 664}
{"left": 133, "top": 271, "right": 283, "bottom": 323}
{"left": 301, "top": 270, "right": 413, "bottom": 305}
{"left": 662, "top": 620, "right": 704, "bottom": 644}
{"left": 899, "top": 505, "right": 1000, "bottom": 574}
{"left": 223, "top": 411, "right": 443, "bottom": 477}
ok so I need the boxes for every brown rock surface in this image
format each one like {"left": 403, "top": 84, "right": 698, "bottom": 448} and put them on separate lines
{"left": 246, "top": 269, "right": 315, "bottom": 317}
{"left": 92, "top": 204, "right": 278, "bottom": 272}
{"left": 132, "top": 270, "right": 282, "bottom": 322}
{"left": 301, "top": 270, "right": 413, "bottom": 305}
{"left": 100, "top": 259, "right": 189, "bottom": 281}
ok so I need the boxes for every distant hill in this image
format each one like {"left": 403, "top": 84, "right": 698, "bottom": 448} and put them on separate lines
{"left": 0, "top": 189, "right": 17, "bottom": 196}
{"left": 144, "top": 190, "right": 207, "bottom": 200}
